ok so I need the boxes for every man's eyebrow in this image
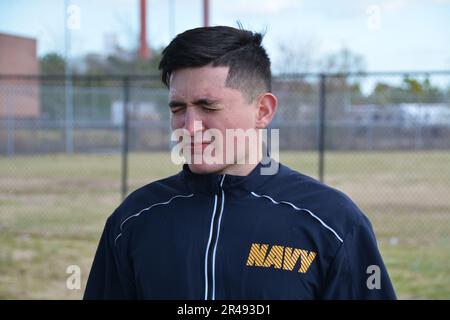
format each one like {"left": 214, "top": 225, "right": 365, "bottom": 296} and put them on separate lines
{"left": 169, "top": 98, "right": 220, "bottom": 108}
{"left": 168, "top": 100, "right": 186, "bottom": 108}
{"left": 191, "top": 98, "right": 220, "bottom": 106}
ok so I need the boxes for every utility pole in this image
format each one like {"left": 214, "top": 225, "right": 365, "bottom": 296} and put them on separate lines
{"left": 139, "top": 0, "right": 151, "bottom": 59}
{"left": 203, "top": 0, "right": 209, "bottom": 27}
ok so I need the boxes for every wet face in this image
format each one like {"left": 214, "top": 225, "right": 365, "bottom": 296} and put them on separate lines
{"left": 169, "top": 65, "right": 261, "bottom": 174}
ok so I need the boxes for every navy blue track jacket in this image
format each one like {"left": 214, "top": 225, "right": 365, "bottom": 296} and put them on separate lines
{"left": 84, "top": 161, "right": 396, "bottom": 299}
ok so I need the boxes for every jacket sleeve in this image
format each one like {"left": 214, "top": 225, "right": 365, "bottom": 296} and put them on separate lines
{"left": 321, "top": 217, "right": 397, "bottom": 299}
{"left": 83, "top": 217, "right": 136, "bottom": 299}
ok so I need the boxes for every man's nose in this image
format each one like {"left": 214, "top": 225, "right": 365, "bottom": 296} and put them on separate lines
{"left": 184, "top": 108, "right": 204, "bottom": 135}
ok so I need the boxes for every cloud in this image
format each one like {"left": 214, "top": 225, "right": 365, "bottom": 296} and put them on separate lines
{"left": 380, "top": 0, "right": 408, "bottom": 13}
{"left": 374, "top": 0, "right": 450, "bottom": 14}
{"left": 223, "top": 0, "right": 302, "bottom": 15}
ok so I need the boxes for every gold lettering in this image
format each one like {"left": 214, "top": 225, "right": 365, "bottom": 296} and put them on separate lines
{"left": 298, "top": 250, "right": 317, "bottom": 273}
{"left": 246, "top": 243, "right": 269, "bottom": 267}
{"left": 282, "top": 247, "right": 301, "bottom": 271}
{"left": 263, "top": 245, "right": 284, "bottom": 269}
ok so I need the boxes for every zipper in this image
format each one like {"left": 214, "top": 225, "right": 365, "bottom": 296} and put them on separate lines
{"left": 204, "top": 174, "right": 226, "bottom": 300}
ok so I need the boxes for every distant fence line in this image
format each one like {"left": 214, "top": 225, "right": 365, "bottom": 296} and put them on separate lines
{"left": 1, "top": 71, "right": 450, "bottom": 196}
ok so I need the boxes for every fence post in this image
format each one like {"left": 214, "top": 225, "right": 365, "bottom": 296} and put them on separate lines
{"left": 121, "top": 77, "right": 130, "bottom": 200}
{"left": 65, "top": 75, "right": 74, "bottom": 155}
{"left": 318, "top": 74, "right": 326, "bottom": 183}
{"left": 6, "top": 84, "right": 14, "bottom": 157}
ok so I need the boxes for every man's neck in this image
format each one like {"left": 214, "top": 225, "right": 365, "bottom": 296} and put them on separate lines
{"left": 216, "top": 162, "right": 257, "bottom": 176}
{"left": 217, "top": 152, "right": 263, "bottom": 176}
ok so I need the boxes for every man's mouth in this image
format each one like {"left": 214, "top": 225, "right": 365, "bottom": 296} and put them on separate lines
{"left": 190, "top": 136, "right": 215, "bottom": 149}
{"left": 190, "top": 142, "right": 213, "bottom": 149}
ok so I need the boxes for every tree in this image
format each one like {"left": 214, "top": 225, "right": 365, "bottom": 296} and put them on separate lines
{"left": 39, "top": 53, "right": 66, "bottom": 74}
{"left": 39, "top": 53, "right": 67, "bottom": 119}
{"left": 274, "top": 38, "right": 317, "bottom": 75}
{"left": 319, "top": 47, "right": 367, "bottom": 115}
{"left": 403, "top": 76, "right": 423, "bottom": 99}
{"left": 81, "top": 46, "right": 163, "bottom": 84}
{"left": 368, "top": 76, "right": 445, "bottom": 104}
{"left": 319, "top": 47, "right": 366, "bottom": 75}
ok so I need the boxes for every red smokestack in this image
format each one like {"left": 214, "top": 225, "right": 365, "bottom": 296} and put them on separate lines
{"left": 203, "top": 0, "right": 209, "bottom": 27}
{"left": 139, "top": 0, "right": 150, "bottom": 59}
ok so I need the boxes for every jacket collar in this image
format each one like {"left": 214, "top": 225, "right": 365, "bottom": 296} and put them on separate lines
{"left": 181, "top": 159, "right": 279, "bottom": 197}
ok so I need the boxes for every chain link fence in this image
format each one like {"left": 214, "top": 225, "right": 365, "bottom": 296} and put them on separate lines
{"left": 0, "top": 72, "right": 449, "bottom": 299}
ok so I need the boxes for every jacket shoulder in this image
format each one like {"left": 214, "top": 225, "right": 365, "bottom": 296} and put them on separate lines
{"left": 266, "top": 164, "right": 373, "bottom": 241}
{"left": 108, "top": 170, "right": 189, "bottom": 233}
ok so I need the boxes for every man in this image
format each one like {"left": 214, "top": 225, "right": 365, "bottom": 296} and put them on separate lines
{"left": 84, "top": 26, "right": 396, "bottom": 299}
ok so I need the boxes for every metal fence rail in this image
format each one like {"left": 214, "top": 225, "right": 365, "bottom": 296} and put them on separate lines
{"left": 1, "top": 72, "right": 449, "bottom": 196}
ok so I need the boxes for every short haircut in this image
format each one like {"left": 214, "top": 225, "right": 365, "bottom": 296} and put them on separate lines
{"left": 158, "top": 26, "right": 271, "bottom": 102}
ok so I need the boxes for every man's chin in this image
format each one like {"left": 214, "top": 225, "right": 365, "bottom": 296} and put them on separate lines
{"left": 187, "top": 163, "right": 227, "bottom": 175}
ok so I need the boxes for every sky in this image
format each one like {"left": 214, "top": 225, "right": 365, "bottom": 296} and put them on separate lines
{"left": 0, "top": 0, "right": 449, "bottom": 73}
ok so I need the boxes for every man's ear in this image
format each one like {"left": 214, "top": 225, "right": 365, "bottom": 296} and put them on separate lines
{"left": 255, "top": 93, "right": 278, "bottom": 129}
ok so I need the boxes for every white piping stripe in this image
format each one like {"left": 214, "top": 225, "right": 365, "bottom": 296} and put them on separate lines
{"left": 114, "top": 233, "right": 122, "bottom": 243}
{"left": 211, "top": 189, "right": 225, "bottom": 300}
{"left": 250, "top": 192, "right": 344, "bottom": 243}
{"left": 114, "top": 193, "right": 194, "bottom": 245}
{"left": 219, "top": 174, "right": 226, "bottom": 188}
{"left": 204, "top": 195, "right": 218, "bottom": 300}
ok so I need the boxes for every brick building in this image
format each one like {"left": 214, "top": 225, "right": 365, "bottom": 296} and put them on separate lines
{"left": 0, "top": 33, "right": 40, "bottom": 119}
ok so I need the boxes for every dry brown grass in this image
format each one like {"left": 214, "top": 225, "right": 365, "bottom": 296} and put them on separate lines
{"left": 0, "top": 151, "right": 449, "bottom": 299}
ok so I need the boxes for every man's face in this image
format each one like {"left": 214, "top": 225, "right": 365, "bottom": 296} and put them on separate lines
{"left": 169, "top": 65, "right": 260, "bottom": 174}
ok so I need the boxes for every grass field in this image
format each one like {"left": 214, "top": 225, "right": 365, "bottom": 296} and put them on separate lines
{"left": 0, "top": 151, "right": 449, "bottom": 299}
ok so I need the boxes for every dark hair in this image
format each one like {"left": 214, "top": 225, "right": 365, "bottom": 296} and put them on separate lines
{"left": 158, "top": 26, "right": 271, "bottom": 102}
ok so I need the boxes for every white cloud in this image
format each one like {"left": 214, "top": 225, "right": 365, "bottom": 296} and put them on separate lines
{"left": 371, "top": 0, "right": 450, "bottom": 14}
{"left": 380, "top": 0, "right": 408, "bottom": 13}
{"left": 431, "top": 0, "right": 450, "bottom": 4}
{"left": 223, "top": 0, "right": 302, "bottom": 15}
